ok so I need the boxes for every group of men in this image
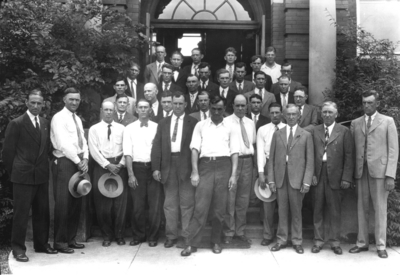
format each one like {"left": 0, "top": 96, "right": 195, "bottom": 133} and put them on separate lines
{"left": 3, "top": 45, "right": 398, "bottom": 263}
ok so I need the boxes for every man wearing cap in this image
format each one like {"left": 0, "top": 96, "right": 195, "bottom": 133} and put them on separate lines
{"left": 190, "top": 91, "right": 211, "bottom": 121}
{"left": 223, "top": 94, "right": 256, "bottom": 245}
{"left": 3, "top": 89, "right": 57, "bottom": 262}
{"left": 123, "top": 99, "right": 163, "bottom": 247}
{"left": 181, "top": 95, "right": 239, "bottom": 256}
{"left": 256, "top": 102, "right": 286, "bottom": 246}
{"left": 51, "top": 87, "right": 89, "bottom": 254}
{"left": 89, "top": 101, "right": 128, "bottom": 247}
{"left": 151, "top": 91, "right": 198, "bottom": 248}
{"left": 113, "top": 94, "right": 137, "bottom": 127}
{"left": 268, "top": 103, "right": 314, "bottom": 254}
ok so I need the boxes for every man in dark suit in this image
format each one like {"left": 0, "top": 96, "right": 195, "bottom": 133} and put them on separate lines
{"left": 229, "top": 62, "right": 255, "bottom": 94}
{"left": 270, "top": 62, "right": 302, "bottom": 98}
{"left": 190, "top": 91, "right": 210, "bottom": 121}
{"left": 349, "top": 90, "right": 398, "bottom": 259}
{"left": 212, "top": 68, "right": 237, "bottom": 116}
{"left": 151, "top": 91, "right": 198, "bottom": 248}
{"left": 3, "top": 89, "right": 57, "bottom": 262}
{"left": 198, "top": 62, "right": 219, "bottom": 95}
{"left": 244, "top": 55, "right": 272, "bottom": 92}
{"left": 246, "top": 94, "right": 271, "bottom": 132}
{"left": 170, "top": 51, "right": 188, "bottom": 91}
{"left": 185, "top": 74, "right": 200, "bottom": 114}
{"left": 294, "top": 86, "right": 319, "bottom": 130}
{"left": 103, "top": 77, "right": 136, "bottom": 115}
{"left": 113, "top": 94, "right": 137, "bottom": 126}
{"left": 144, "top": 83, "right": 163, "bottom": 123}
{"left": 144, "top": 45, "right": 166, "bottom": 86}
{"left": 271, "top": 75, "right": 295, "bottom": 110}
{"left": 125, "top": 61, "right": 144, "bottom": 100}
{"left": 158, "top": 63, "right": 183, "bottom": 100}
{"left": 223, "top": 47, "right": 237, "bottom": 82}
{"left": 182, "top": 48, "right": 204, "bottom": 77}
{"left": 268, "top": 104, "right": 314, "bottom": 254}
{"left": 308, "top": 101, "right": 353, "bottom": 255}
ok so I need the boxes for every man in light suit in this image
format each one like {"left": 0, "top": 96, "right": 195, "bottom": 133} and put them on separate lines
{"left": 151, "top": 91, "right": 198, "bottom": 248}
{"left": 3, "top": 89, "right": 57, "bottom": 262}
{"left": 144, "top": 45, "right": 166, "bottom": 86}
{"left": 308, "top": 101, "right": 353, "bottom": 255}
{"left": 244, "top": 71, "right": 276, "bottom": 118}
{"left": 229, "top": 62, "right": 255, "bottom": 94}
{"left": 349, "top": 90, "right": 398, "bottom": 259}
{"left": 294, "top": 86, "right": 319, "bottom": 130}
{"left": 113, "top": 94, "right": 137, "bottom": 127}
{"left": 198, "top": 62, "right": 219, "bottom": 95}
{"left": 268, "top": 104, "right": 314, "bottom": 254}
{"left": 190, "top": 91, "right": 210, "bottom": 121}
{"left": 270, "top": 63, "right": 302, "bottom": 98}
{"left": 125, "top": 61, "right": 144, "bottom": 99}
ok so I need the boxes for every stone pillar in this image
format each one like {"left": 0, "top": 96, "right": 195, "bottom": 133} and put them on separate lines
{"left": 309, "top": 0, "right": 336, "bottom": 105}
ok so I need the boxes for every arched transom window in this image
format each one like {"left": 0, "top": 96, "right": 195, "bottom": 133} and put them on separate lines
{"left": 158, "top": 0, "right": 252, "bottom": 21}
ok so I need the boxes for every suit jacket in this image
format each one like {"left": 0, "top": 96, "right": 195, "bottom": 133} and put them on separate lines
{"left": 244, "top": 73, "right": 273, "bottom": 92}
{"left": 172, "top": 68, "right": 189, "bottom": 91}
{"left": 157, "top": 81, "right": 183, "bottom": 100}
{"left": 144, "top": 62, "right": 161, "bottom": 86}
{"left": 299, "top": 104, "right": 319, "bottom": 129}
{"left": 124, "top": 78, "right": 144, "bottom": 100}
{"left": 190, "top": 112, "right": 201, "bottom": 121}
{"left": 2, "top": 113, "right": 50, "bottom": 185}
{"left": 244, "top": 89, "right": 276, "bottom": 118}
{"left": 229, "top": 80, "right": 255, "bottom": 94}
{"left": 310, "top": 123, "right": 353, "bottom": 189}
{"left": 113, "top": 112, "right": 137, "bottom": 127}
{"left": 210, "top": 88, "right": 238, "bottom": 116}
{"left": 351, "top": 112, "right": 399, "bottom": 179}
{"left": 246, "top": 113, "right": 271, "bottom": 132}
{"left": 151, "top": 115, "right": 198, "bottom": 183}
{"left": 198, "top": 80, "right": 219, "bottom": 95}
{"left": 150, "top": 102, "right": 165, "bottom": 123}
{"left": 268, "top": 125, "right": 314, "bottom": 189}
{"left": 271, "top": 80, "right": 301, "bottom": 104}
{"left": 185, "top": 93, "right": 200, "bottom": 114}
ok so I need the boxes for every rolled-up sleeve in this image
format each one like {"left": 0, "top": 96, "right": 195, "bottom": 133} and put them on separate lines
{"left": 190, "top": 122, "right": 202, "bottom": 152}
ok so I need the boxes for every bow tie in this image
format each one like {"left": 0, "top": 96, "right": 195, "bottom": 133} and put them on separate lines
{"left": 140, "top": 122, "right": 148, "bottom": 127}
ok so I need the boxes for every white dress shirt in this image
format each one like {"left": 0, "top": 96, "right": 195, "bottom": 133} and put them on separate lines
{"left": 189, "top": 92, "right": 198, "bottom": 107}
{"left": 200, "top": 110, "right": 210, "bottom": 121}
{"left": 163, "top": 110, "right": 172, "bottom": 117}
{"left": 26, "top": 110, "right": 40, "bottom": 128}
{"left": 200, "top": 79, "right": 209, "bottom": 89}
{"left": 257, "top": 122, "right": 286, "bottom": 172}
{"left": 88, "top": 121, "right": 125, "bottom": 168}
{"left": 173, "top": 70, "right": 179, "bottom": 81}
{"left": 365, "top": 111, "right": 377, "bottom": 126}
{"left": 123, "top": 120, "right": 157, "bottom": 162}
{"left": 170, "top": 113, "right": 185, "bottom": 153}
{"left": 156, "top": 61, "right": 165, "bottom": 72}
{"left": 51, "top": 107, "right": 89, "bottom": 164}
{"left": 219, "top": 87, "right": 228, "bottom": 98}
{"left": 322, "top": 122, "right": 336, "bottom": 161}
{"left": 251, "top": 113, "right": 259, "bottom": 125}
{"left": 254, "top": 88, "right": 266, "bottom": 101}
{"left": 152, "top": 100, "right": 159, "bottom": 117}
{"left": 225, "top": 64, "right": 235, "bottom": 78}
{"left": 127, "top": 77, "right": 137, "bottom": 98}
{"left": 191, "top": 63, "right": 199, "bottom": 75}
{"left": 116, "top": 112, "right": 126, "bottom": 122}
{"left": 285, "top": 124, "right": 298, "bottom": 161}
{"left": 224, "top": 114, "right": 256, "bottom": 156}
{"left": 261, "top": 63, "right": 281, "bottom": 84}
{"left": 190, "top": 118, "right": 240, "bottom": 158}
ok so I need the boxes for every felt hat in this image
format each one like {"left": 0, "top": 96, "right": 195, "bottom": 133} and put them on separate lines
{"left": 68, "top": 172, "right": 92, "bottom": 198}
{"left": 254, "top": 178, "right": 276, "bottom": 202}
{"left": 98, "top": 173, "right": 123, "bottom": 198}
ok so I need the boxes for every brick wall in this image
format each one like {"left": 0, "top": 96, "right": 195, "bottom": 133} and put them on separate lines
{"left": 271, "top": 2, "right": 285, "bottom": 64}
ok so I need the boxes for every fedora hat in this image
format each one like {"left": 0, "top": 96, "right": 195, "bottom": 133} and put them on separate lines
{"left": 68, "top": 172, "right": 92, "bottom": 198}
{"left": 254, "top": 178, "right": 276, "bottom": 202}
{"left": 98, "top": 173, "right": 123, "bottom": 198}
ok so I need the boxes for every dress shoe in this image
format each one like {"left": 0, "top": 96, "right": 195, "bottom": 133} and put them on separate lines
{"left": 130, "top": 239, "right": 144, "bottom": 246}
{"left": 13, "top": 253, "right": 29, "bottom": 262}
{"left": 116, "top": 238, "right": 126, "bottom": 245}
{"left": 102, "top": 241, "right": 111, "bottom": 247}
{"left": 236, "top": 235, "right": 252, "bottom": 244}
{"left": 271, "top": 243, "right": 287, "bottom": 252}
{"left": 331, "top": 246, "right": 342, "bottom": 255}
{"left": 181, "top": 246, "right": 197, "bottom": 257}
{"left": 293, "top": 245, "right": 304, "bottom": 254}
{"left": 377, "top": 250, "right": 388, "bottom": 258}
{"left": 349, "top": 246, "right": 369, "bottom": 253}
{"left": 148, "top": 241, "right": 158, "bottom": 247}
{"left": 164, "top": 239, "right": 178, "bottom": 248}
{"left": 69, "top": 242, "right": 85, "bottom": 249}
{"left": 223, "top": 236, "right": 233, "bottom": 244}
{"left": 311, "top": 245, "right": 322, "bottom": 253}
{"left": 261, "top": 239, "right": 273, "bottom": 246}
{"left": 57, "top": 247, "right": 74, "bottom": 254}
{"left": 212, "top": 243, "right": 222, "bottom": 254}
{"left": 35, "top": 247, "right": 58, "bottom": 254}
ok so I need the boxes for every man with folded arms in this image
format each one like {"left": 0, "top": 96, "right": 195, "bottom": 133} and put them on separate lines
{"left": 89, "top": 101, "right": 128, "bottom": 247}
{"left": 51, "top": 87, "right": 89, "bottom": 253}
{"left": 123, "top": 99, "right": 163, "bottom": 247}
{"left": 181, "top": 95, "right": 239, "bottom": 256}
{"left": 268, "top": 104, "right": 314, "bottom": 254}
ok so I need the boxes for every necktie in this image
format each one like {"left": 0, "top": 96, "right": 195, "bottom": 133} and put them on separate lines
{"left": 364, "top": 115, "right": 372, "bottom": 162}
{"left": 140, "top": 121, "right": 148, "bottom": 127}
{"left": 367, "top": 115, "right": 372, "bottom": 129}
{"left": 190, "top": 94, "right": 195, "bottom": 107}
{"left": 253, "top": 114, "right": 258, "bottom": 127}
{"left": 131, "top": 80, "right": 135, "bottom": 98}
{"left": 201, "top": 82, "right": 205, "bottom": 90}
{"left": 157, "top": 63, "right": 162, "bottom": 79}
{"left": 166, "top": 111, "right": 171, "bottom": 117}
{"left": 107, "top": 124, "right": 111, "bottom": 140}
{"left": 118, "top": 114, "right": 123, "bottom": 123}
{"left": 259, "top": 89, "right": 264, "bottom": 101}
{"left": 240, "top": 118, "right": 250, "bottom": 148}
{"left": 324, "top": 127, "right": 329, "bottom": 153}
{"left": 299, "top": 105, "right": 302, "bottom": 115}
{"left": 164, "top": 82, "right": 169, "bottom": 91}
{"left": 203, "top": 111, "right": 207, "bottom": 120}
{"left": 275, "top": 125, "right": 279, "bottom": 131}
{"left": 34, "top": 116, "right": 41, "bottom": 137}
{"left": 221, "top": 89, "right": 226, "bottom": 99}
{"left": 282, "top": 94, "right": 287, "bottom": 110}
{"left": 228, "top": 65, "right": 233, "bottom": 79}
{"left": 287, "top": 127, "right": 293, "bottom": 155}
{"left": 194, "top": 65, "right": 198, "bottom": 76}
{"left": 72, "top": 113, "right": 83, "bottom": 149}
{"left": 238, "top": 83, "right": 243, "bottom": 93}
{"left": 171, "top": 115, "right": 180, "bottom": 142}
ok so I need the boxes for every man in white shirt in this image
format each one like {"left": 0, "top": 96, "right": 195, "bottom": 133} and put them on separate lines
{"left": 103, "top": 77, "right": 136, "bottom": 115}
{"left": 88, "top": 101, "right": 128, "bottom": 247}
{"left": 261, "top": 46, "right": 281, "bottom": 84}
{"left": 160, "top": 90, "right": 174, "bottom": 119}
{"left": 181, "top": 95, "right": 239, "bottom": 256}
{"left": 144, "top": 45, "right": 166, "bottom": 86}
{"left": 143, "top": 83, "right": 162, "bottom": 123}
{"left": 256, "top": 102, "right": 286, "bottom": 246}
{"left": 224, "top": 47, "right": 237, "bottom": 82}
{"left": 123, "top": 99, "right": 163, "bottom": 247}
{"left": 182, "top": 48, "right": 204, "bottom": 77}
{"left": 223, "top": 95, "right": 256, "bottom": 245}
{"left": 190, "top": 91, "right": 210, "bottom": 121}
{"left": 50, "top": 88, "right": 89, "bottom": 253}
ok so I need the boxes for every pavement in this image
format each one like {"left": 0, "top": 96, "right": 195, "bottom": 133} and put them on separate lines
{"left": 8, "top": 238, "right": 400, "bottom": 275}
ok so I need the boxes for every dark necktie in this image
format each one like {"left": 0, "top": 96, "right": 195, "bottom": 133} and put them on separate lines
{"left": 287, "top": 127, "right": 293, "bottom": 155}
{"left": 72, "top": 113, "right": 84, "bottom": 149}
{"left": 140, "top": 121, "right": 148, "bottom": 127}
{"left": 258, "top": 89, "right": 263, "bottom": 100}
{"left": 107, "top": 124, "right": 111, "bottom": 140}
{"left": 324, "top": 127, "right": 329, "bottom": 153}
{"left": 171, "top": 115, "right": 181, "bottom": 142}
{"left": 164, "top": 82, "right": 169, "bottom": 91}
{"left": 201, "top": 81, "right": 205, "bottom": 90}
{"left": 203, "top": 111, "right": 207, "bottom": 120}
{"left": 118, "top": 114, "right": 123, "bottom": 123}
{"left": 299, "top": 106, "right": 302, "bottom": 114}
{"left": 275, "top": 125, "right": 279, "bottom": 131}
{"left": 34, "top": 116, "right": 41, "bottom": 137}
{"left": 240, "top": 118, "right": 250, "bottom": 148}
{"left": 166, "top": 111, "right": 171, "bottom": 117}
{"left": 221, "top": 89, "right": 226, "bottom": 99}
{"left": 238, "top": 82, "right": 243, "bottom": 93}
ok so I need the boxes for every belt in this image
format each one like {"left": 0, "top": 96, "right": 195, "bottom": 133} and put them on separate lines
{"left": 239, "top": 154, "right": 252, "bottom": 159}
{"left": 106, "top": 155, "right": 123, "bottom": 164}
{"left": 200, "top": 156, "right": 229, "bottom": 161}
{"left": 171, "top": 152, "right": 181, "bottom": 156}
{"left": 132, "top": 161, "right": 151, "bottom": 166}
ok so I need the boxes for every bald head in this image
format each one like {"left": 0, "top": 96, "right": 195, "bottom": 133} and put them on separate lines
{"left": 233, "top": 94, "right": 248, "bottom": 118}
{"left": 144, "top": 83, "right": 158, "bottom": 103}
{"left": 102, "top": 101, "right": 114, "bottom": 109}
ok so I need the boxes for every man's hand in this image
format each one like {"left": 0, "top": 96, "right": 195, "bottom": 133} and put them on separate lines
{"left": 128, "top": 175, "right": 138, "bottom": 189}
{"left": 106, "top": 163, "right": 120, "bottom": 175}
{"left": 78, "top": 159, "right": 89, "bottom": 174}
{"left": 269, "top": 182, "right": 277, "bottom": 193}
{"left": 259, "top": 173, "right": 266, "bottom": 189}
{"left": 384, "top": 176, "right": 395, "bottom": 191}
{"left": 300, "top": 184, "right": 310, "bottom": 193}
{"left": 228, "top": 175, "right": 237, "bottom": 191}
{"left": 340, "top": 180, "right": 351, "bottom": 189}
{"left": 191, "top": 171, "right": 200, "bottom": 187}
{"left": 312, "top": 175, "right": 318, "bottom": 186}
{"left": 153, "top": 170, "right": 162, "bottom": 182}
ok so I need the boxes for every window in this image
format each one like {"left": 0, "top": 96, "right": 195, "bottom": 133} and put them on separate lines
{"left": 178, "top": 33, "right": 202, "bottom": 56}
